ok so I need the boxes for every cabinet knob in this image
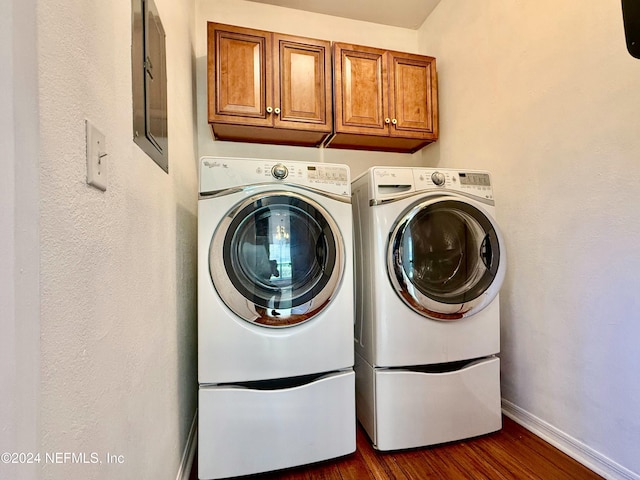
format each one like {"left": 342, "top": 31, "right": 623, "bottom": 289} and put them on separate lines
{"left": 385, "top": 118, "right": 391, "bottom": 124}
{"left": 391, "top": 118, "right": 398, "bottom": 125}
{"left": 274, "top": 107, "right": 281, "bottom": 115}
{"left": 266, "top": 106, "right": 273, "bottom": 113}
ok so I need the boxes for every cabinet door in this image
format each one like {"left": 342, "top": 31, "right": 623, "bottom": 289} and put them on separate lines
{"left": 208, "top": 23, "right": 273, "bottom": 127}
{"left": 333, "top": 43, "right": 388, "bottom": 136}
{"left": 273, "top": 35, "right": 332, "bottom": 132}
{"left": 388, "top": 53, "right": 438, "bottom": 140}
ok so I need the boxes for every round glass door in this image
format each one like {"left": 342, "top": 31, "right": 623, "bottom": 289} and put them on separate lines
{"left": 388, "top": 198, "right": 504, "bottom": 320}
{"left": 209, "top": 192, "right": 344, "bottom": 327}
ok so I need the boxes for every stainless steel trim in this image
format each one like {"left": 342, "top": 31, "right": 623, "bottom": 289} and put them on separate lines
{"left": 200, "top": 182, "right": 351, "bottom": 204}
{"left": 386, "top": 196, "right": 506, "bottom": 321}
{"left": 370, "top": 188, "right": 495, "bottom": 207}
{"left": 209, "top": 191, "right": 345, "bottom": 328}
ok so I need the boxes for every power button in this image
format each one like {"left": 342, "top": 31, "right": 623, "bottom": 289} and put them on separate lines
{"left": 271, "top": 163, "right": 288, "bottom": 180}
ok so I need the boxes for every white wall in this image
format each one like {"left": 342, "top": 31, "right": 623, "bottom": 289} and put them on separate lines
{"left": 195, "top": 0, "right": 430, "bottom": 177}
{"left": 419, "top": 1, "right": 640, "bottom": 477}
{"left": 36, "top": 0, "right": 198, "bottom": 478}
{"left": 0, "top": 1, "right": 40, "bottom": 479}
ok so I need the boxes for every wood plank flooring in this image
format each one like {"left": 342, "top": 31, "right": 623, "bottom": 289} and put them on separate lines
{"left": 191, "top": 416, "right": 603, "bottom": 479}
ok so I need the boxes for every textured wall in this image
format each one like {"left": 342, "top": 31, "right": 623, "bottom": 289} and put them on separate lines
{"left": 195, "top": 0, "right": 430, "bottom": 177}
{"left": 419, "top": 0, "right": 640, "bottom": 476}
{"left": 1, "top": 1, "right": 40, "bottom": 480}
{"left": 37, "top": 0, "right": 198, "bottom": 478}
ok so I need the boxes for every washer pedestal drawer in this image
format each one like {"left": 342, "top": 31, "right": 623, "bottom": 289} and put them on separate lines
{"left": 357, "top": 355, "right": 501, "bottom": 451}
{"left": 198, "top": 370, "right": 355, "bottom": 479}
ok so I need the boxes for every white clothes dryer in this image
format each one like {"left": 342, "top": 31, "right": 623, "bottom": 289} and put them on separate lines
{"left": 198, "top": 157, "right": 355, "bottom": 479}
{"left": 351, "top": 166, "right": 506, "bottom": 451}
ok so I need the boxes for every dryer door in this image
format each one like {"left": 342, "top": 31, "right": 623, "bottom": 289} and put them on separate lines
{"left": 387, "top": 197, "right": 505, "bottom": 320}
{"left": 210, "top": 191, "right": 344, "bottom": 327}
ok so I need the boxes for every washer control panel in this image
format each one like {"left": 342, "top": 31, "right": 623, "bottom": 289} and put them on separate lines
{"left": 200, "top": 157, "right": 350, "bottom": 196}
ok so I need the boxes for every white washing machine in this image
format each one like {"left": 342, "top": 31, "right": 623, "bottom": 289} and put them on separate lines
{"left": 351, "top": 166, "right": 506, "bottom": 451}
{"left": 198, "top": 157, "right": 355, "bottom": 479}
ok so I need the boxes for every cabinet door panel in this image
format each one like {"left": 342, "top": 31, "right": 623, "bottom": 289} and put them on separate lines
{"left": 389, "top": 54, "right": 438, "bottom": 139}
{"left": 274, "top": 35, "right": 331, "bottom": 132}
{"left": 208, "top": 24, "right": 272, "bottom": 126}
{"left": 334, "top": 44, "right": 387, "bottom": 135}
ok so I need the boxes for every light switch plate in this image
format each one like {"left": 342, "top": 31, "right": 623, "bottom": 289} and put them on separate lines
{"left": 86, "top": 120, "right": 107, "bottom": 191}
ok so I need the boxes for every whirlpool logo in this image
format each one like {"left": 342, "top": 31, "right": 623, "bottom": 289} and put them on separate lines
{"left": 203, "top": 160, "right": 228, "bottom": 168}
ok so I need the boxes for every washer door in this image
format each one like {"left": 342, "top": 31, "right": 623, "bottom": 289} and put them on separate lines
{"left": 387, "top": 197, "right": 505, "bottom": 320}
{"left": 210, "top": 192, "right": 344, "bottom": 327}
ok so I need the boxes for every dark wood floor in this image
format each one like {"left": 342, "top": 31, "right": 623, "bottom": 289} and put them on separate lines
{"left": 191, "top": 416, "right": 603, "bottom": 479}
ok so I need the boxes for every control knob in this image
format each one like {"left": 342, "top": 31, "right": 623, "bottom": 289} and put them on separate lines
{"left": 431, "top": 171, "right": 446, "bottom": 186}
{"left": 271, "top": 163, "right": 288, "bottom": 180}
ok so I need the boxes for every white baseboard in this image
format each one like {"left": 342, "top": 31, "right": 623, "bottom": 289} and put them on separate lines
{"left": 502, "top": 399, "right": 639, "bottom": 480}
{"left": 176, "top": 409, "right": 198, "bottom": 480}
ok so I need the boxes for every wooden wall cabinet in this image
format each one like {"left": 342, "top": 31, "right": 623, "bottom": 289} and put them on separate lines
{"left": 328, "top": 43, "right": 438, "bottom": 153}
{"left": 207, "top": 23, "right": 332, "bottom": 147}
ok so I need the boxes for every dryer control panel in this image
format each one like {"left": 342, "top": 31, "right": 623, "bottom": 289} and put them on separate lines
{"left": 414, "top": 169, "right": 493, "bottom": 201}
{"left": 199, "top": 157, "right": 350, "bottom": 197}
{"left": 360, "top": 167, "right": 494, "bottom": 203}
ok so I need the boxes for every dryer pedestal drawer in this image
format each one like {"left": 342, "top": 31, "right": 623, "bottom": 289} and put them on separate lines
{"left": 360, "top": 356, "right": 501, "bottom": 451}
{"left": 198, "top": 370, "right": 355, "bottom": 479}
